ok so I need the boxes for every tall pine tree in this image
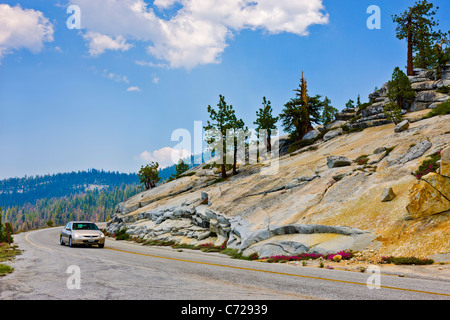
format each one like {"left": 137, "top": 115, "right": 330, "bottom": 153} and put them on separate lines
{"left": 204, "top": 95, "right": 236, "bottom": 178}
{"left": 254, "top": 97, "right": 278, "bottom": 153}
{"left": 280, "top": 72, "right": 323, "bottom": 140}
{"left": 392, "top": 0, "right": 440, "bottom": 76}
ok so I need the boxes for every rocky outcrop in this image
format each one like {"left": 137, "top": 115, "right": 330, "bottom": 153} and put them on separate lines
{"left": 406, "top": 147, "right": 450, "bottom": 219}
{"left": 335, "top": 108, "right": 356, "bottom": 121}
{"left": 394, "top": 140, "right": 432, "bottom": 165}
{"left": 241, "top": 225, "right": 376, "bottom": 257}
{"left": 441, "top": 146, "right": 450, "bottom": 177}
{"left": 348, "top": 65, "right": 450, "bottom": 130}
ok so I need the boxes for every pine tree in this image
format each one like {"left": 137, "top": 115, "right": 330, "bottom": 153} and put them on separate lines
{"left": 0, "top": 207, "right": 5, "bottom": 243}
{"left": 345, "top": 99, "right": 355, "bottom": 110}
{"left": 204, "top": 95, "right": 236, "bottom": 178}
{"left": 383, "top": 102, "right": 403, "bottom": 125}
{"left": 254, "top": 97, "right": 279, "bottom": 153}
{"left": 432, "top": 34, "right": 450, "bottom": 79}
{"left": 138, "top": 162, "right": 160, "bottom": 190}
{"left": 385, "top": 67, "right": 415, "bottom": 124}
{"left": 229, "top": 116, "right": 247, "bottom": 175}
{"left": 392, "top": 0, "right": 440, "bottom": 76}
{"left": 321, "top": 97, "right": 337, "bottom": 125}
{"left": 280, "top": 72, "right": 323, "bottom": 140}
{"left": 173, "top": 159, "right": 190, "bottom": 178}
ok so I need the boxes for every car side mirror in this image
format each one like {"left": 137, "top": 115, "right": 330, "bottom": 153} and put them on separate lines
{"left": 66, "top": 228, "right": 71, "bottom": 231}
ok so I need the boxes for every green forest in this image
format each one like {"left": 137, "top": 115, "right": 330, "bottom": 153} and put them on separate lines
{"left": 0, "top": 170, "right": 142, "bottom": 232}
{"left": 0, "top": 158, "right": 195, "bottom": 233}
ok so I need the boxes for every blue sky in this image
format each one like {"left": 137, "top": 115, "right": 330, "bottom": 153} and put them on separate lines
{"left": 0, "top": 0, "right": 449, "bottom": 179}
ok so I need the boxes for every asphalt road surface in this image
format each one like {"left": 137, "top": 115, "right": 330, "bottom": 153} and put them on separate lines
{"left": 1, "top": 226, "right": 449, "bottom": 301}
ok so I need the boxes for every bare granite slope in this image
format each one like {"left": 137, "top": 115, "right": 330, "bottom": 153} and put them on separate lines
{"left": 108, "top": 112, "right": 450, "bottom": 260}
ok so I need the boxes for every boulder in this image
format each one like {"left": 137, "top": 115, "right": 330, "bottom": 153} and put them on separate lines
{"left": 394, "top": 120, "right": 410, "bottom": 133}
{"left": 381, "top": 187, "right": 396, "bottom": 202}
{"left": 441, "top": 147, "right": 450, "bottom": 178}
{"left": 411, "top": 81, "right": 437, "bottom": 91}
{"left": 373, "top": 147, "right": 386, "bottom": 154}
{"left": 396, "top": 140, "right": 432, "bottom": 164}
{"left": 410, "top": 101, "right": 431, "bottom": 112}
{"left": 327, "top": 156, "right": 352, "bottom": 168}
{"left": 302, "top": 130, "right": 321, "bottom": 141}
{"left": 323, "top": 128, "right": 343, "bottom": 142}
{"left": 406, "top": 179, "right": 450, "bottom": 219}
{"left": 415, "top": 90, "right": 449, "bottom": 103}
{"left": 422, "top": 173, "right": 450, "bottom": 199}
{"left": 325, "top": 120, "right": 347, "bottom": 130}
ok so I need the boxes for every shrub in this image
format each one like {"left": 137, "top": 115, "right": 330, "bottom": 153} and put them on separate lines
{"left": 172, "top": 243, "right": 195, "bottom": 250}
{"left": 249, "top": 252, "right": 259, "bottom": 260}
{"left": 341, "top": 124, "right": 365, "bottom": 134}
{"left": 144, "top": 239, "right": 176, "bottom": 246}
{"left": 380, "top": 256, "right": 434, "bottom": 265}
{"left": 414, "top": 150, "right": 441, "bottom": 179}
{"left": 0, "top": 264, "right": 14, "bottom": 276}
{"left": 326, "top": 250, "right": 354, "bottom": 261}
{"left": 423, "top": 100, "right": 450, "bottom": 119}
{"left": 220, "top": 248, "right": 252, "bottom": 260}
{"left": 436, "top": 85, "right": 450, "bottom": 94}
{"left": 354, "top": 155, "right": 369, "bottom": 165}
{"left": 332, "top": 255, "right": 342, "bottom": 262}
{"left": 264, "top": 251, "right": 353, "bottom": 263}
{"left": 286, "top": 139, "right": 316, "bottom": 153}
{"left": 356, "top": 102, "right": 373, "bottom": 115}
{"left": 114, "top": 228, "right": 130, "bottom": 241}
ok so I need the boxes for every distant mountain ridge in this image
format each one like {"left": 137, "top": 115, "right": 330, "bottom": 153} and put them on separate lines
{"left": 0, "top": 169, "right": 140, "bottom": 208}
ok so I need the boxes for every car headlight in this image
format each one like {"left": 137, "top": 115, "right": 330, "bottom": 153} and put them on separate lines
{"left": 73, "top": 233, "right": 82, "bottom": 239}
{"left": 99, "top": 233, "right": 105, "bottom": 238}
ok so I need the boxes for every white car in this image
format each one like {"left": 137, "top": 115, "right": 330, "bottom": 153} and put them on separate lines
{"left": 60, "top": 221, "right": 105, "bottom": 248}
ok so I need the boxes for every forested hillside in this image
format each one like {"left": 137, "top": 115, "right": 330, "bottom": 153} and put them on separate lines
{"left": 0, "top": 169, "right": 139, "bottom": 208}
{"left": 0, "top": 161, "right": 197, "bottom": 232}
{"left": 0, "top": 170, "right": 142, "bottom": 232}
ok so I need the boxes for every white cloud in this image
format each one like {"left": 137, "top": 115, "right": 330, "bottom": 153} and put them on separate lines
{"left": 135, "top": 60, "right": 170, "bottom": 69}
{"left": 83, "top": 31, "right": 133, "bottom": 56}
{"left": 127, "top": 86, "right": 141, "bottom": 92}
{"left": 0, "top": 4, "right": 54, "bottom": 61}
{"left": 139, "top": 147, "right": 191, "bottom": 168}
{"left": 103, "top": 69, "right": 130, "bottom": 83}
{"left": 153, "top": 0, "right": 181, "bottom": 10}
{"left": 152, "top": 76, "right": 160, "bottom": 84}
{"left": 69, "top": 0, "right": 328, "bottom": 69}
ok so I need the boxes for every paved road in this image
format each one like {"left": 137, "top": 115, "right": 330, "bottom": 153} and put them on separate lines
{"left": 1, "top": 227, "right": 449, "bottom": 301}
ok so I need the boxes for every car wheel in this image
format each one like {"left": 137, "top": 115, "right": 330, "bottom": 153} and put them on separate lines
{"left": 69, "top": 236, "right": 74, "bottom": 247}
{"left": 60, "top": 236, "right": 65, "bottom": 246}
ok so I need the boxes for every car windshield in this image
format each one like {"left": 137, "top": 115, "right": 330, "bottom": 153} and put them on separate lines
{"left": 73, "top": 223, "right": 99, "bottom": 230}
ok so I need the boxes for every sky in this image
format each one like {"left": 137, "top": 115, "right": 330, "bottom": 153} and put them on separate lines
{"left": 0, "top": 0, "right": 449, "bottom": 179}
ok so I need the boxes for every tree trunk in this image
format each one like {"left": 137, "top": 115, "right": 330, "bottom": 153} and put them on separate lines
{"left": 267, "top": 131, "right": 272, "bottom": 154}
{"left": 233, "top": 144, "right": 238, "bottom": 175}
{"left": 221, "top": 163, "right": 227, "bottom": 179}
{"left": 407, "top": 20, "right": 414, "bottom": 76}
